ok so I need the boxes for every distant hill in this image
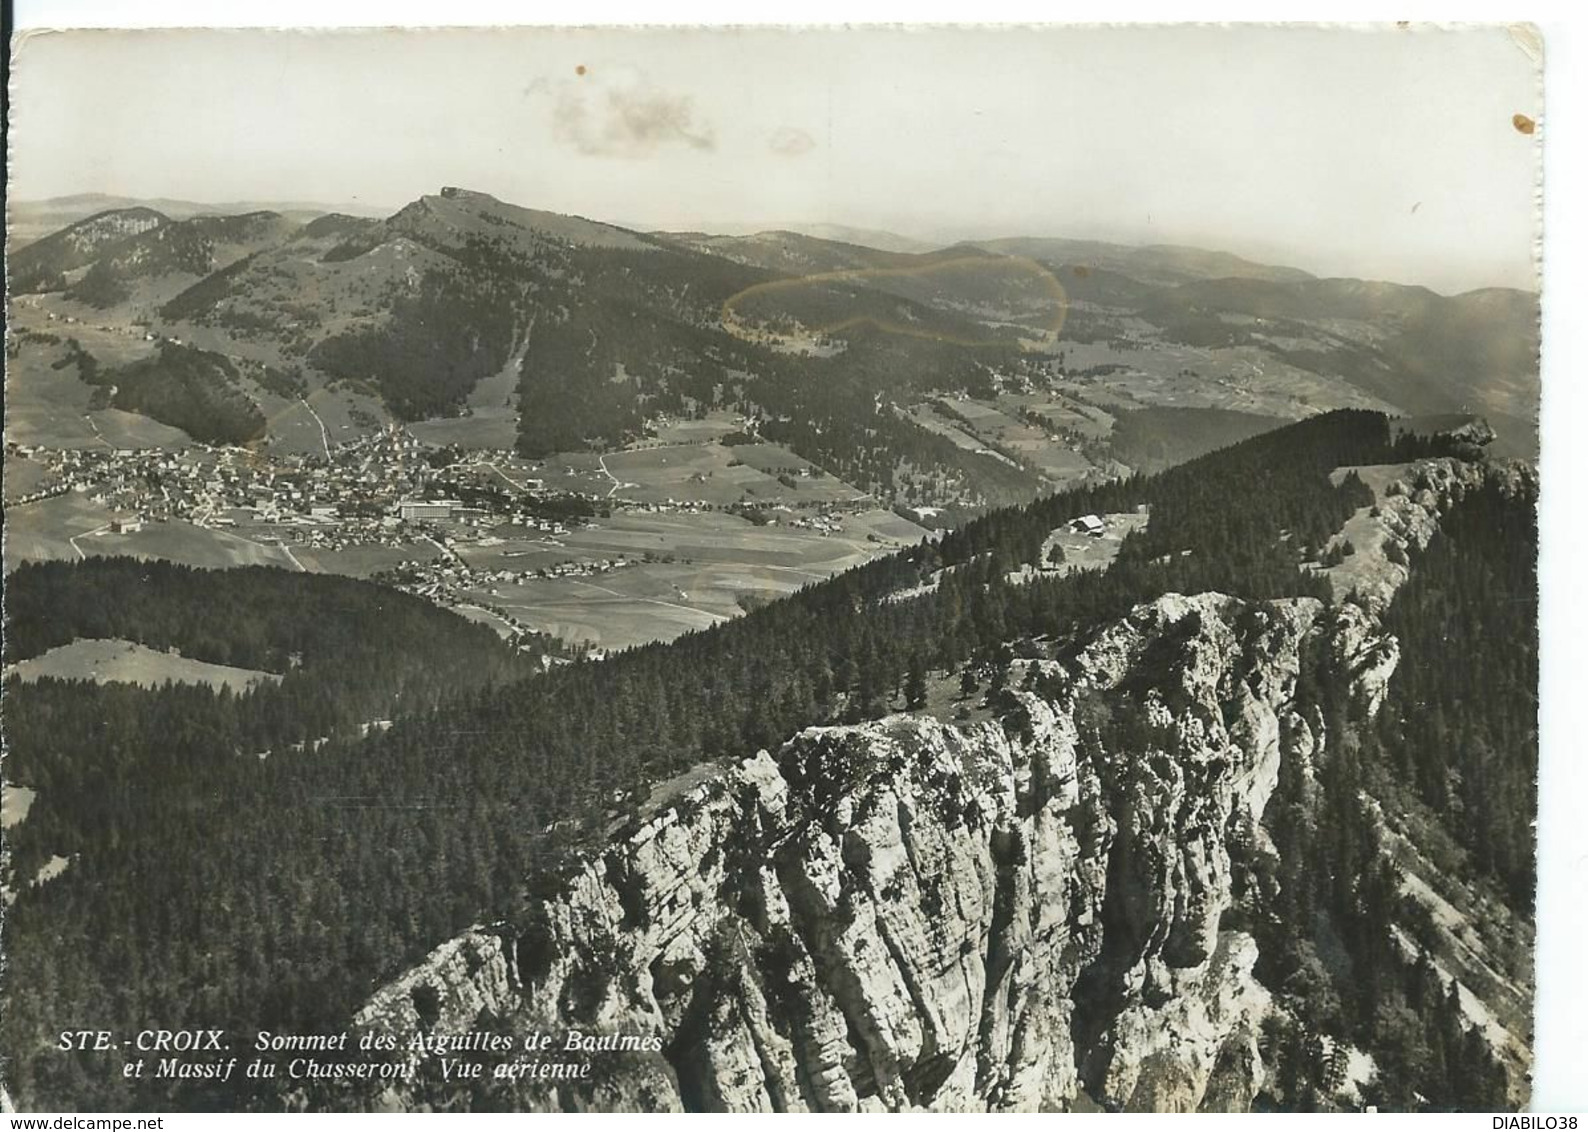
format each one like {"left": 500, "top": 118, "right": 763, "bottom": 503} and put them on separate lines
{"left": 1137, "top": 275, "right": 1540, "bottom": 452}
{"left": 655, "top": 229, "right": 918, "bottom": 275}
{"left": 688, "top": 221, "right": 937, "bottom": 254}
{"left": 8, "top": 207, "right": 170, "bottom": 292}
{"left": 153, "top": 186, "right": 689, "bottom": 419}
{"left": 8, "top": 193, "right": 389, "bottom": 248}
{"left": 975, "top": 236, "right": 1316, "bottom": 287}
{"left": 9, "top": 207, "right": 301, "bottom": 316}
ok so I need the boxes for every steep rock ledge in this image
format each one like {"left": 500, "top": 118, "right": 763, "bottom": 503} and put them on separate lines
{"left": 1321, "top": 457, "right": 1534, "bottom": 612}
{"left": 355, "top": 592, "right": 1397, "bottom": 1112}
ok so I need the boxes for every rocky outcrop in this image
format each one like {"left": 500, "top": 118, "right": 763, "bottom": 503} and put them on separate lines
{"left": 1322, "top": 457, "right": 1535, "bottom": 612}
{"left": 355, "top": 592, "right": 1398, "bottom": 1112}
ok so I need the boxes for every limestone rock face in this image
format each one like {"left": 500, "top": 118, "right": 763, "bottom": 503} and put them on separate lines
{"left": 358, "top": 931, "right": 517, "bottom": 1038}
{"left": 1345, "top": 458, "right": 1534, "bottom": 612}
{"left": 355, "top": 592, "right": 1398, "bottom": 1112}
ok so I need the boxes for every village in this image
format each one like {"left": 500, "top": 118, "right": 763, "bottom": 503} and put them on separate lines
{"left": 7, "top": 426, "right": 582, "bottom": 553}
{"left": 5, "top": 422, "right": 901, "bottom": 656}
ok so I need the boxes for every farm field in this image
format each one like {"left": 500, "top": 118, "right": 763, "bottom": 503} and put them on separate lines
{"left": 6, "top": 305, "right": 188, "bottom": 450}
{"left": 4, "top": 454, "right": 54, "bottom": 501}
{"left": 599, "top": 444, "right": 770, "bottom": 505}
{"left": 908, "top": 397, "right": 1096, "bottom": 486}
{"left": 726, "top": 441, "right": 835, "bottom": 478}
{"left": 526, "top": 452, "right": 616, "bottom": 496}
{"left": 1054, "top": 337, "right": 1397, "bottom": 418}
{"left": 600, "top": 442, "right": 866, "bottom": 507}
{"left": 3, "top": 329, "right": 106, "bottom": 450}
{"left": 407, "top": 333, "right": 526, "bottom": 450}
{"left": 91, "top": 518, "right": 302, "bottom": 571}
{"left": 2, "top": 369, "right": 103, "bottom": 450}
{"left": 937, "top": 397, "right": 1097, "bottom": 483}
{"left": 460, "top": 506, "right": 930, "bottom": 650}
{"left": 5, "top": 638, "right": 281, "bottom": 692}
{"left": 291, "top": 540, "right": 446, "bottom": 578}
{"left": 468, "top": 570, "right": 728, "bottom": 651}
{"left": 3, "top": 493, "right": 118, "bottom": 570}
{"left": 565, "top": 508, "right": 922, "bottom": 569}
{"left": 903, "top": 404, "right": 983, "bottom": 451}
{"left": 258, "top": 395, "right": 333, "bottom": 458}
{"left": 648, "top": 411, "right": 744, "bottom": 445}
{"left": 256, "top": 385, "right": 386, "bottom": 458}
{"left": 406, "top": 412, "right": 519, "bottom": 451}
{"left": 1001, "top": 393, "right": 1115, "bottom": 439}
{"left": 85, "top": 408, "right": 190, "bottom": 450}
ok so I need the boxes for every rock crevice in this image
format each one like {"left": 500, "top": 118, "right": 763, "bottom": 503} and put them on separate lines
{"left": 355, "top": 591, "right": 1395, "bottom": 1112}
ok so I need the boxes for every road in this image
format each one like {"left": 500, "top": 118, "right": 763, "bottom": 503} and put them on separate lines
{"left": 68, "top": 523, "right": 111, "bottom": 560}
{"left": 595, "top": 454, "right": 638, "bottom": 500}
{"left": 422, "top": 534, "right": 459, "bottom": 562}
{"left": 482, "top": 460, "right": 529, "bottom": 492}
{"left": 213, "top": 528, "right": 308, "bottom": 572}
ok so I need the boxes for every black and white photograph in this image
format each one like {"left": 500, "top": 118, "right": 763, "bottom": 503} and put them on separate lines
{"left": 0, "top": 10, "right": 1570, "bottom": 1117}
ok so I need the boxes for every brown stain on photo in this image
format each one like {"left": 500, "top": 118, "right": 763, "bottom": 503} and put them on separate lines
{"left": 575, "top": 64, "right": 587, "bottom": 76}
{"left": 1513, "top": 113, "right": 1535, "bottom": 135}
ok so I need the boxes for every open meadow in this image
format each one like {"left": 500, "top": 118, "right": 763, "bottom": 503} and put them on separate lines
{"left": 5, "top": 638, "right": 281, "bottom": 692}
{"left": 459, "top": 506, "right": 929, "bottom": 651}
{"left": 92, "top": 518, "right": 302, "bottom": 571}
{"left": 3, "top": 493, "right": 117, "bottom": 570}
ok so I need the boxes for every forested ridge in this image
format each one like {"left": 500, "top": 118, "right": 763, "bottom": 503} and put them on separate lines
{"left": 81, "top": 342, "right": 267, "bottom": 445}
{"left": 1366, "top": 481, "right": 1538, "bottom": 909}
{"left": 1232, "top": 480, "right": 1535, "bottom": 1110}
{"left": 1104, "top": 406, "right": 1289, "bottom": 473}
{"left": 0, "top": 411, "right": 1533, "bottom": 1110}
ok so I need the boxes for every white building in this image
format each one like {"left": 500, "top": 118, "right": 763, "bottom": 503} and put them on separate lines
{"left": 398, "top": 499, "right": 462, "bottom": 521}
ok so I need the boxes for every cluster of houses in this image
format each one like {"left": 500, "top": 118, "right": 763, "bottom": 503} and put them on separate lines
{"left": 376, "top": 550, "right": 634, "bottom": 618}
{"left": 7, "top": 429, "right": 583, "bottom": 557}
{"left": 783, "top": 510, "right": 847, "bottom": 535}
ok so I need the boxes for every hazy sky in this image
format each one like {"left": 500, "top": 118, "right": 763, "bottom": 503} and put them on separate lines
{"left": 8, "top": 24, "right": 1542, "bottom": 293}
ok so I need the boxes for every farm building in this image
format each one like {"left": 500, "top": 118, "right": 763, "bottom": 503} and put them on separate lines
{"left": 1068, "top": 514, "right": 1106, "bottom": 537}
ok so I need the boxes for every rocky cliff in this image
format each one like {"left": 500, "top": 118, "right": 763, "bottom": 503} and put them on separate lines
{"left": 1321, "top": 454, "right": 1535, "bottom": 612}
{"left": 353, "top": 589, "right": 1404, "bottom": 1112}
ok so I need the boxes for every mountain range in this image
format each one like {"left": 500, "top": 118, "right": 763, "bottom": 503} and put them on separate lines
{"left": 7, "top": 186, "right": 1540, "bottom": 502}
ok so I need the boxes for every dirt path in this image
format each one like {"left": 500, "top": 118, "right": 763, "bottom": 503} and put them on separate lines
{"left": 68, "top": 523, "right": 111, "bottom": 559}
{"left": 298, "top": 396, "right": 333, "bottom": 462}
{"left": 453, "top": 603, "right": 520, "bottom": 637}
{"left": 81, "top": 414, "right": 113, "bottom": 451}
{"left": 595, "top": 454, "right": 641, "bottom": 499}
